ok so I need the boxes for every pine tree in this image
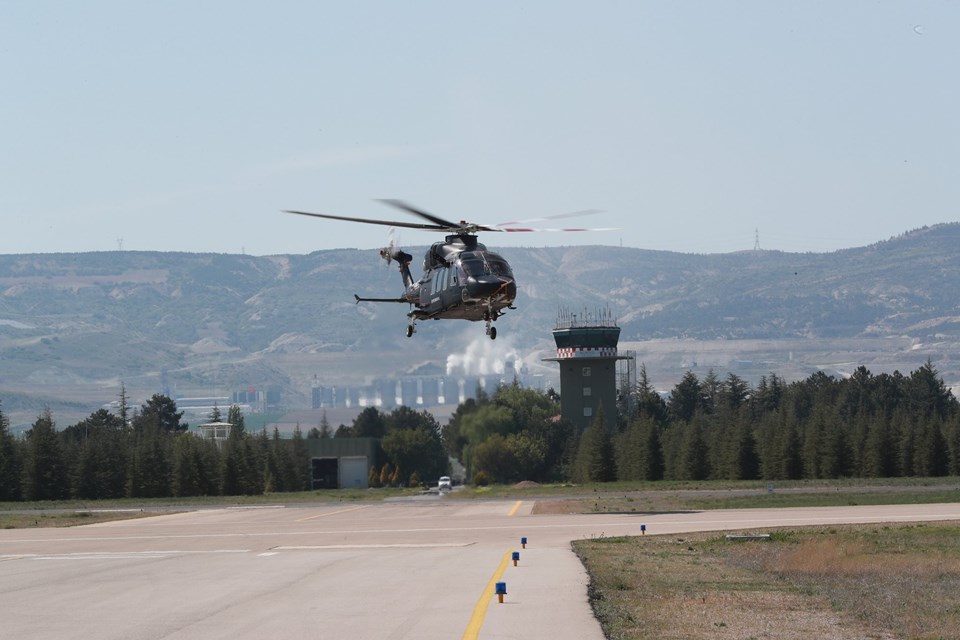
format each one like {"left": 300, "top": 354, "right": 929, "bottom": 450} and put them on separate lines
{"left": 669, "top": 371, "right": 702, "bottom": 423}
{"left": 319, "top": 412, "right": 333, "bottom": 438}
{"left": 290, "top": 425, "right": 311, "bottom": 491}
{"left": 138, "top": 394, "right": 186, "bottom": 434}
{"left": 636, "top": 365, "right": 669, "bottom": 426}
{"left": 127, "top": 415, "right": 172, "bottom": 498}
{"left": 0, "top": 402, "right": 22, "bottom": 501}
{"left": 616, "top": 416, "right": 663, "bottom": 481}
{"left": 172, "top": 434, "right": 202, "bottom": 497}
{"left": 730, "top": 419, "right": 760, "bottom": 480}
{"left": 118, "top": 382, "right": 130, "bottom": 428}
{"left": 573, "top": 406, "right": 616, "bottom": 483}
{"left": 22, "top": 409, "right": 70, "bottom": 501}
{"left": 680, "top": 417, "right": 710, "bottom": 481}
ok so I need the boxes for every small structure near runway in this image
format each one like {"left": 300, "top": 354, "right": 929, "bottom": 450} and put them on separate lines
{"left": 196, "top": 422, "right": 234, "bottom": 449}
{"left": 307, "top": 437, "right": 380, "bottom": 489}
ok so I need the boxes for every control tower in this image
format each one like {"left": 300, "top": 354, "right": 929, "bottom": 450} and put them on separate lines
{"left": 543, "top": 308, "right": 629, "bottom": 432}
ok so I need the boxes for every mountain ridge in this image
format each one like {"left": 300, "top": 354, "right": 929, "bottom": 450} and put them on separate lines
{"left": 2, "top": 223, "right": 959, "bottom": 427}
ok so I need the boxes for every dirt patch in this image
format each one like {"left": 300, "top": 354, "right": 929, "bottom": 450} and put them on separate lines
{"left": 531, "top": 499, "right": 585, "bottom": 515}
{"left": 512, "top": 480, "right": 541, "bottom": 489}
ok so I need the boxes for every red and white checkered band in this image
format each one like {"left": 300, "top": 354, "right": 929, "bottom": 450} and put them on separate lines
{"left": 555, "top": 347, "right": 618, "bottom": 359}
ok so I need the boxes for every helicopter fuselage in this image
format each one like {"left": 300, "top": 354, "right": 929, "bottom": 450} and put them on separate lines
{"left": 403, "top": 235, "right": 517, "bottom": 323}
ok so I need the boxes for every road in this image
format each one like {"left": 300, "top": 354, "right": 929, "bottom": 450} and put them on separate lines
{"left": 2, "top": 499, "right": 960, "bottom": 639}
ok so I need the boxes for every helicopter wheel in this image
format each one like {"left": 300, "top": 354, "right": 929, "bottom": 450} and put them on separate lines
{"left": 405, "top": 324, "right": 415, "bottom": 338}
{"left": 488, "top": 326, "right": 497, "bottom": 340}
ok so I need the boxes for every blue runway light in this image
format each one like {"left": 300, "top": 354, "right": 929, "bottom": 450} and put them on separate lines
{"left": 521, "top": 536, "right": 527, "bottom": 548}
{"left": 512, "top": 551, "right": 520, "bottom": 566}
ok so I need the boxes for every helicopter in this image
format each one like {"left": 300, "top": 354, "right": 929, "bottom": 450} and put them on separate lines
{"left": 285, "top": 200, "right": 608, "bottom": 340}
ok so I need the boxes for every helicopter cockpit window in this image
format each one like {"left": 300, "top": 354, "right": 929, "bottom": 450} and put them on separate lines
{"left": 459, "top": 251, "right": 513, "bottom": 278}
{"left": 460, "top": 258, "right": 486, "bottom": 277}
{"left": 486, "top": 257, "right": 512, "bottom": 277}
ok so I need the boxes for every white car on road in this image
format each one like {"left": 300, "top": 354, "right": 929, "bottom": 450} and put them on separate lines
{"left": 438, "top": 476, "right": 452, "bottom": 491}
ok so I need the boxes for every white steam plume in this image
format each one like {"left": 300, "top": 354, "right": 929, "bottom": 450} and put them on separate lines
{"left": 446, "top": 335, "right": 523, "bottom": 378}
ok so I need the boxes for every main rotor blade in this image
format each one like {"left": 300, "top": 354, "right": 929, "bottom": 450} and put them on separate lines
{"left": 501, "top": 226, "right": 620, "bottom": 232}
{"left": 376, "top": 199, "right": 462, "bottom": 229}
{"left": 284, "top": 209, "right": 447, "bottom": 231}
{"left": 496, "top": 209, "right": 604, "bottom": 227}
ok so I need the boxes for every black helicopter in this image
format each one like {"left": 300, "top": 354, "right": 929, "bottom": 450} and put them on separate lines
{"left": 285, "top": 200, "right": 606, "bottom": 340}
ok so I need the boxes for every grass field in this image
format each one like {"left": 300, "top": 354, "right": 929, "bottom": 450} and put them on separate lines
{"left": 574, "top": 522, "right": 960, "bottom": 640}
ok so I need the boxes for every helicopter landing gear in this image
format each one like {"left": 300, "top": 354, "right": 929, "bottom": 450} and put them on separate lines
{"left": 483, "top": 307, "right": 497, "bottom": 340}
{"left": 405, "top": 323, "right": 416, "bottom": 338}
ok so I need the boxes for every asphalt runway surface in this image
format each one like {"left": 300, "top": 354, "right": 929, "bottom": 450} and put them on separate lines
{"left": 3, "top": 499, "right": 960, "bottom": 640}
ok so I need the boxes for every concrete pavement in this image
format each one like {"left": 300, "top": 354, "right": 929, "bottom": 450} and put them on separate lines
{"left": 2, "top": 499, "right": 960, "bottom": 639}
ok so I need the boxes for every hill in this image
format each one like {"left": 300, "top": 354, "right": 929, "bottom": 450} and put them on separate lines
{"left": 2, "top": 224, "right": 959, "bottom": 428}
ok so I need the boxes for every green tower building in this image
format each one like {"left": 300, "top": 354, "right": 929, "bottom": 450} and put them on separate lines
{"left": 544, "top": 309, "right": 629, "bottom": 432}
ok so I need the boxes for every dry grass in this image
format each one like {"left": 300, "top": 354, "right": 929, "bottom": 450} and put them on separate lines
{"left": 530, "top": 486, "right": 960, "bottom": 515}
{"left": 0, "top": 510, "right": 162, "bottom": 529}
{"left": 574, "top": 522, "right": 960, "bottom": 640}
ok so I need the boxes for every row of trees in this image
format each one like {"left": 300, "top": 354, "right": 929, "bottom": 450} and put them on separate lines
{"left": 585, "top": 361, "right": 960, "bottom": 483}
{"left": 3, "top": 361, "right": 960, "bottom": 501}
{"left": 0, "top": 394, "right": 313, "bottom": 502}
{"left": 438, "top": 362, "right": 960, "bottom": 485}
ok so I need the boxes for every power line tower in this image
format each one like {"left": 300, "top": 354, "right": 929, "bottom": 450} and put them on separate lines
{"left": 754, "top": 228, "right": 761, "bottom": 251}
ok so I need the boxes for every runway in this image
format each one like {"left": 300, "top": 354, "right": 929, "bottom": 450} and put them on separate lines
{"left": 3, "top": 499, "right": 960, "bottom": 639}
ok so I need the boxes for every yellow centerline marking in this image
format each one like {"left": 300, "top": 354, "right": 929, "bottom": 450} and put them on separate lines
{"left": 462, "top": 550, "right": 512, "bottom": 640}
{"left": 507, "top": 501, "right": 522, "bottom": 517}
{"left": 296, "top": 505, "right": 369, "bottom": 522}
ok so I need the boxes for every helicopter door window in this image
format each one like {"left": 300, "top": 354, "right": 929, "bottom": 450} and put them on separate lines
{"left": 433, "top": 268, "right": 449, "bottom": 294}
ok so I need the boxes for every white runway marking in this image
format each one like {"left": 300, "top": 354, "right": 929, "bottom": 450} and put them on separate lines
{"left": 226, "top": 505, "right": 286, "bottom": 510}
{"left": 3, "top": 550, "right": 251, "bottom": 561}
{"left": 273, "top": 542, "right": 474, "bottom": 550}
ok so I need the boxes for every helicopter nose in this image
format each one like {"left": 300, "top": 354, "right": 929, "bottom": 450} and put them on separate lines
{"left": 467, "top": 276, "right": 516, "bottom": 299}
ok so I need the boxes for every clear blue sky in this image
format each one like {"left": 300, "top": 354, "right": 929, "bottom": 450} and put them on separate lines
{"left": 2, "top": 1, "right": 957, "bottom": 255}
